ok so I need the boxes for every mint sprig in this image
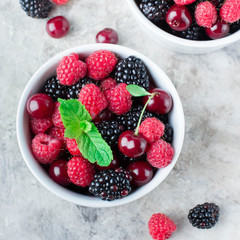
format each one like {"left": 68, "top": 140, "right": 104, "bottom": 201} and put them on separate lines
{"left": 58, "top": 99, "right": 113, "bottom": 167}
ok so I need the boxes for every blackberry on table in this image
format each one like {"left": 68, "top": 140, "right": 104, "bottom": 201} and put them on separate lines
{"left": 180, "top": 22, "right": 204, "bottom": 40}
{"left": 115, "top": 56, "right": 150, "bottom": 90}
{"left": 19, "top": 0, "right": 52, "bottom": 18}
{"left": 188, "top": 203, "right": 220, "bottom": 229}
{"left": 89, "top": 168, "right": 132, "bottom": 201}
{"left": 162, "top": 123, "right": 174, "bottom": 144}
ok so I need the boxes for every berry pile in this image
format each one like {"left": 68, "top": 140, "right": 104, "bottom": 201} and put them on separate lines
{"left": 137, "top": 0, "right": 240, "bottom": 40}
{"left": 26, "top": 49, "right": 175, "bottom": 201}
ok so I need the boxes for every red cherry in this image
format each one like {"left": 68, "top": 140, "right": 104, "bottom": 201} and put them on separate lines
{"left": 166, "top": 5, "right": 192, "bottom": 31}
{"left": 96, "top": 28, "right": 118, "bottom": 44}
{"left": 95, "top": 153, "right": 120, "bottom": 171}
{"left": 49, "top": 159, "right": 70, "bottom": 186}
{"left": 143, "top": 88, "right": 173, "bottom": 114}
{"left": 205, "top": 19, "right": 230, "bottom": 40}
{"left": 93, "top": 109, "right": 115, "bottom": 123}
{"left": 26, "top": 93, "right": 54, "bottom": 118}
{"left": 127, "top": 161, "right": 153, "bottom": 186}
{"left": 46, "top": 16, "right": 70, "bottom": 39}
{"left": 118, "top": 130, "right": 147, "bottom": 158}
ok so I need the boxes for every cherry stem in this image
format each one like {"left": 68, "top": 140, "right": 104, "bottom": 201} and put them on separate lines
{"left": 134, "top": 93, "right": 156, "bottom": 136}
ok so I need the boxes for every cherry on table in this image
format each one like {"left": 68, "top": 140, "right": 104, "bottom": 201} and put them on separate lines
{"left": 205, "top": 19, "right": 230, "bottom": 40}
{"left": 96, "top": 28, "right": 118, "bottom": 44}
{"left": 95, "top": 153, "right": 120, "bottom": 171}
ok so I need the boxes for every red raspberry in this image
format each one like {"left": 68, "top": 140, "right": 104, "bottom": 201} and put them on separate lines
{"left": 85, "top": 50, "right": 118, "bottom": 80}
{"left": 104, "top": 83, "right": 132, "bottom": 115}
{"left": 139, "top": 118, "right": 165, "bottom": 144}
{"left": 52, "top": 102, "right": 64, "bottom": 128}
{"left": 100, "top": 78, "right": 117, "bottom": 92}
{"left": 57, "top": 53, "right": 87, "bottom": 86}
{"left": 49, "top": 127, "right": 66, "bottom": 149}
{"left": 173, "top": 0, "right": 196, "bottom": 5}
{"left": 195, "top": 2, "right": 218, "bottom": 28}
{"left": 148, "top": 213, "right": 176, "bottom": 240}
{"left": 66, "top": 138, "right": 82, "bottom": 156}
{"left": 220, "top": 0, "right": 240, "bottom": 23}
{"left": 147, "top": 139, "right": 174, "bottom": 168}
{"left": 79, "top": 84, "right": 108, "bottom": 119}
{"left": 67, "top": 156, "right": 95, "bottom": 187}
{"left": 52, "top": 0, "right": 69, "bottom": 5}
{"left": 30, "top": 117, "right": 53, "bottom": 135}
{"left": 32, "top": 133, "right": 61, "bottom": 164}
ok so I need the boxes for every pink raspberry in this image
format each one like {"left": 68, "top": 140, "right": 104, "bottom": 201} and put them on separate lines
{"left": 85, "top": 50, "right": 118, "bottom": 80}
{"left": 100, "top": 78, "right": 117, "bottom": 92}
{"left": 147, "top": 139, "right": 174, "bottom": 168}
{"left": 49, "top": 127, "right": 66, "bottom": 149}
{"left": 67, "top": 156, "right": 95, "bottom": 187}
{"left": 52, "top": 102, "right": 64, "bottom": 128}
{"left": 139, "top": 118, "right": 165, "bottom": 144}
{"left": 104, "top": 83, "right": 132, "bottom": 115}
{"left": 66, "top": 138, "right": 82, "bottom": 156}
{"left": 79, "top": 83, "right": 108, "bottom": 119}
{"left": 32, "top": 133, "right": 61, "bottom": 164}
{"left": 148, "top": 213, "right": 177, "bottom": 240}
{"left": 195, "top": 2, "right": 218, "bottom": 28}
{"left": 52, "top": 0, "right": 69, "bottom": 5}
{"left": 30, "top": 117, "right": 53, "bottom": 135}
{"left": 57, "top": 53, "right": 87, "bottom": 86}
{"left": 220, "top": 0, "right": 240, "bottom": 23}
{"left": 173, "top": 0, "right": 196, "bottom": 5}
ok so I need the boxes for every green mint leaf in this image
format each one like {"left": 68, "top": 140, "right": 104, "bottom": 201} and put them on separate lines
{"left": 79, "top": 120, "right": 92, "bottom": 133}
{"left": 126, "top": 84, "right": 151, "bottom": 97}
{"left": 77, "top": 122, "right": 113, "bottom": 167}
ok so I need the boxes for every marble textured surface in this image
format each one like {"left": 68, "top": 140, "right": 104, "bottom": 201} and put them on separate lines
{"left": 1, "top": 0, "right": 240, "bottom": 239}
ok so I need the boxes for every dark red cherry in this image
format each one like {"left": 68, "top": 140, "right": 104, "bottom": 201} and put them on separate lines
{"left": 49, "top": 159, "right": 70, "bottom": 186}
{"left": 118, "top": 130, "right": 147, "bottom": 158}
{"left": 26, "top": 93, "right": 54, "bottom": 118}
{"left": 95, "top": 153, "right": 120, "bottom": 171}
{"left": 93, "top": 109, "right": 115, "bottom": 123}
{"left": 166, "top": 5, "right": 192, "bottom": 31}
{"left": 143, "top": 88, "right": 173, "bottom": 114}
{"left": 127, "top": 161, "right": 153, "bottom": 186}
{"left": 205, "top": 19, "right": 230, "bottom": 40}
{"left": 46, "top": 16, "right": 70, "bottom": 39}
{"left": 96, "top": 28, "right": 118, "bottom": 44}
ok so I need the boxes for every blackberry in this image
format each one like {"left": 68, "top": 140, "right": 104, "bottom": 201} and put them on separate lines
{"left": 44, "top": 76, "right": 67, "bottom": 101}
{"left": 89, "top": 168, "right": 132, "bottom": 201}
{"left": 180, "top": 22, "right": 204, "bottom": 40}
{"left": 115, "top": 56, "right": 150, "bottom": 90}
{"left": 118, "top": 151, "right": 147, "bottom": 167}
{"left": 162, "top": 123, "right": 174, "bottom": 144}
{"left": 66, "top": 77, "right": 96, "bottom": 99}
{"left": 188, "top": 203, "right": 220, "bottom": 229}
{"left": 139, "top": 0, "right": 173, "bottom": 22}
{"left": 230, "top": 21, "right": 240, "bottom": 34}
{"left": 19, "top": 0, "right": 52, "bottom": 19}
{"left": 96, "top": 121, "right": 123, "bottom": 147}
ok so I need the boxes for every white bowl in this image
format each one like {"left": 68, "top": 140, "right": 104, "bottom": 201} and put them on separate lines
{"left": 16, "top": 44, "right": 185, "bottom": 207}
{"left": 127, "top": 0, "right": 240, "bottom": 54}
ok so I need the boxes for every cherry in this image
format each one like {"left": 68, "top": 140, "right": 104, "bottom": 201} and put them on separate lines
{"left": 49, "top": 159, "right": 70, "bottom": 186}
{"left": 96, "top": 28, "right": 118, "bottom": 44}
{"left": 95, "top": 153, "right": 120, "bottom": 171}
{"left": 118, "top": 130, "right": 147, "bottom": 158}
{"left": 205, "top": 19, "right": 230, "bottom": 40}
{"left": 26, "top": 93, "right": 54, "bottom": 118}
{"left": 166, "top": 5, "right": 192, "bottom": 31}
{"left": 127, "top": 161, "right": 153, "bottom": 186}
{"left": 93, "top": 109, "right": 115, "bottom": 123}
{"left": 46, "top": 16, "right": 70, "bottom": 39}
{"left": 143, "top": 88, "right": 173, "bottom": 114}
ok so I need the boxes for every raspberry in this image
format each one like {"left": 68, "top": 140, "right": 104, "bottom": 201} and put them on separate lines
{"left": 67, "top": 156, "right": 95, "bottom": 187}
{"left": 52, "top": 0, "right": 69, "bottom": 5}
{"left": 57, "top": 53, "right": 87, "bottom": 86}
{"left": 148, "top": 213, "right": 176, "bottom": 240}
{"left": 49, "top": 127, "right": 66, "bottom": 149}
{"left": 32, "top": 133, "right": 61, "bottom": 164}
{"left": 66, "top": 138, "right": 82, "bottom": 156}
{"left": 173, "top": 0, "right": 196, "bottom": 5}
{"left": 195, "top": 2, "right": 218, "bottom": 28}
{"left": 147, "top": 139, "right": 174, "bottom": 168}
{"left": 79, "top": 84, "right": 108, "bottom": 119}
{"left": 85, "top": 50, "right": 118, "bottom": 80}
{"left": 139, "top": 118, "right": 165, "bottom": 144}
{"left": 220, "top": 0, "right": 240, "bottom": 23}
{"left": 52, "top": 102, "right": 64, "bottom": 128}
{"left": 104, "top": 83, "right": 132, "bottom": 115}
{"left": 30, "top": 117, "right": 53, "bottom": 135}
{"left": 100, "top": 78, "right": 117, "bottom": 92}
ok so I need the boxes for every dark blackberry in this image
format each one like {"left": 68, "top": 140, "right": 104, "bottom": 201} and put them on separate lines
{"left": 188, "top": 203, "right": 220, "bottom": 229}
{"left": 230, "top": 21, "right": 240, "bottom": 34}
{"left": 180, "top": 22, "right": 204, "bottom": 40}
{"left": 139, "top": 0, "right": 173, "bottom": 22}
{"left": 89, "top": 168, "right": 132, "bottom": 201}
{"left": 44, "top": 76, "right": 67, "bottom": 101}
{"left": 96, "top": 121, "right": 123, "bottom": 147}
{"left": 115, "top": 56, "right": 150, "bottom": 90}
{"left": 119, "top": 151, "right": 147, "bottom": 167}
{"left": 19, "top": 0, "right": 52, "bottom": 18}
{"left": 162, "top": 123, "right": 174, "bottom": 144}
{"left": 66, "top": 77, "right": 96, "bottom": 99}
